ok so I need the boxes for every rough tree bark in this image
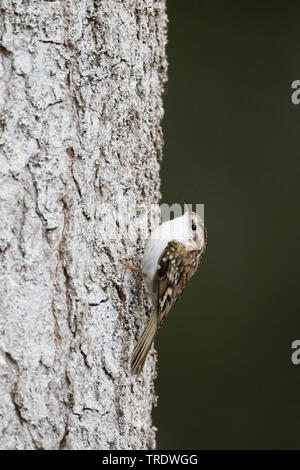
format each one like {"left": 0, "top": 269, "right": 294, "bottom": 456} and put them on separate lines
{"left": 0, "top": 0, "right": 167, "bottom": 450}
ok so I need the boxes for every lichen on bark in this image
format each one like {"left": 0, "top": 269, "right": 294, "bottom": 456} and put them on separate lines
{"left": 0, "top": 0, "right": 167, "bottom": 450}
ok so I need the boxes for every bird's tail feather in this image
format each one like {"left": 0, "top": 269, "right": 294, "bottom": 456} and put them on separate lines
{"left": 131, "top": 312, "right": 158, "bottom": 375}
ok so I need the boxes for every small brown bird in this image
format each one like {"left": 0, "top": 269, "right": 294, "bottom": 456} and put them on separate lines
{"left": 131, "top": 203, "right": 207, "bottom": 375}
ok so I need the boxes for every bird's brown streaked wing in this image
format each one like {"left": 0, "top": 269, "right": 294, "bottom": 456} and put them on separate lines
{"left": 131, "top": 237, "right": 205, "bottom": 375}
{"left": 153, "top": 240, "right": 201, "bottom": 328}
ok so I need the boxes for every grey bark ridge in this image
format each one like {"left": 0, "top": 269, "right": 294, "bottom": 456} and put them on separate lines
{"left": 0, "top": 0, "right": 167, "bottom": 450}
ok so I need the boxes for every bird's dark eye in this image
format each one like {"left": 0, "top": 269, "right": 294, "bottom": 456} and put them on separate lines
{"left": 192, "top": 223, "right": 196, "bottom": 231}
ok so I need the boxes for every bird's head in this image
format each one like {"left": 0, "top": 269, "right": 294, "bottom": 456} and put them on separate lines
{"left": 183, "top": 202, "right": 207, "bottom": 252}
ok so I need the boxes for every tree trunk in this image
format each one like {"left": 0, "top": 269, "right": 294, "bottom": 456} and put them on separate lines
{"left": 0, "top": 0, "right": 167, "bottom": 450}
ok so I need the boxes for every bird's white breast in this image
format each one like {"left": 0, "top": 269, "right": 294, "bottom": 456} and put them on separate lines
{"left": 142, "top": 214, "right": 189, "bottom": 294}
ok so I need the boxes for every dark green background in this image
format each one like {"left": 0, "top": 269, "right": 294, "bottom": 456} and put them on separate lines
{"left": 153, "top": 0, "right": 300, "bottom": 449}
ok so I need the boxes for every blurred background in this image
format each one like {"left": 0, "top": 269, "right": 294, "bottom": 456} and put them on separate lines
{"left": 153, "top": 0, "right": 300, "bottom": 449}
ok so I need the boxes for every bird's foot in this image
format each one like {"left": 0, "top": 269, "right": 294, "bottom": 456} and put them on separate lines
{"left": 123, "top": 262, "right": 146, "bottom": 278}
